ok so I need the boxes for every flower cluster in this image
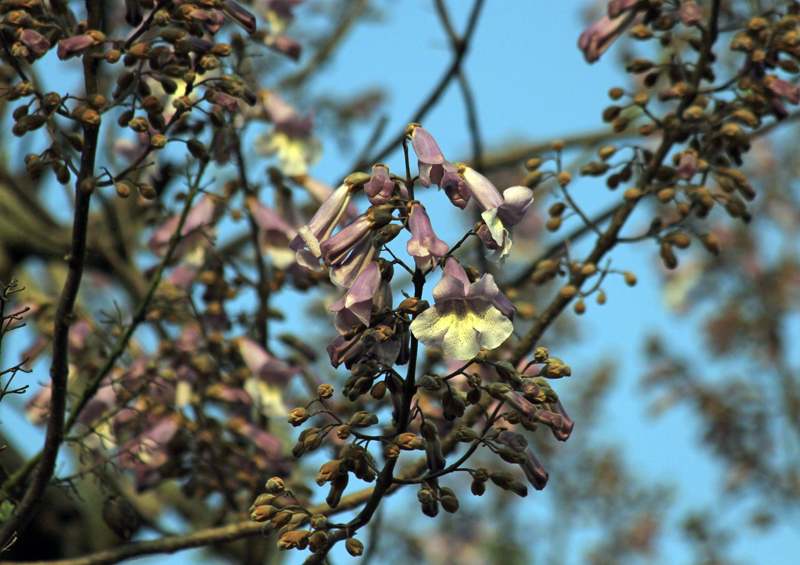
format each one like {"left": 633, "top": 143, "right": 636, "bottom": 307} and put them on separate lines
{"left": 249, "top": 125, "right": 574, "bottom": 560}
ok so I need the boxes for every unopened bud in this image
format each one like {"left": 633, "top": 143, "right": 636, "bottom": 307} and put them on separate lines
{"left": 287, "top": 407, "right": 310, "bottom": 427}
{"left": 336, "top": 424, "right": 351, "bottom": 440}
{"left": 624, "top": 188, "right": 642, "bottom": 201}
{"left": 559, "top": 285, "right": 578, "bottom": 299}
{"left": 525, "top": 157, "right": 543, "bottom": 171}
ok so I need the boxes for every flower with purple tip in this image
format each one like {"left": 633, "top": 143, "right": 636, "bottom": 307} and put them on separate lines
{"left": 290, "top": 183, "right": 352, "bottom": 269}
{"left": 364, "top": 164, "right": 395, "bottom": 205}
{"left": 328, "top": 262, "right": 381, "bottom": 335}
{"left": 497, "top": 431, "right": 549, "bottom": 490}
{"left": 20, "top": 30, "right": 51, "bottom": 58}
{"left": 578, "top": 0, "right": 641, "bottom": 63}
{"left": 409, "top": 125, "right": 472, "bottom": 209}
{"left": 57, "top": 33, "right": 96, "bottom": 60}
{"left": 678, "top": 1, "right": 702, "bottom": 26}
{"left": 766, "top": 75, "right": 800, "bottom": 105}
{"left": 462, "top": 167, "right": 533, "bottom": 264}
{"left": 406, "top": 203, "right": 449, "bottom": 271}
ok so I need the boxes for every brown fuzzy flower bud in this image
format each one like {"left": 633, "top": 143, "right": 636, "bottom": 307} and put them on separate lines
{"left": 523, "top": 170, "right": 543, "bottom": 188}
{"left": 580, "top": 161, "right": 610, "bottom": 176}
{"left": 345, "top": 537, "right": 364, "bottom": 557}
{"left": 440, "top": 494, "right": 459, "bottom": 513}
{"left": 608, "top": 87, "right": 624, "bottom": 100}
{"left": 559, "top": 285, "right": 578, "bottom": 299}
{"left": 494, "top": 361, "right": 519, "bottom": 383}
{"left": 573, "top": 300, "right": 586, "bottom": 315}
{"left": 557, "top": 172, "right": 571, "bottom": 186}
{"left": 265, "top": 477, "right": 285, "bottom": 494}
{"left": 624, "top": 188, "right": 642, "bottom": 201}
{"left": 316, "top": 460, "right": 342, "bottom": 486}
{"left": 418, "top": 374, "right": 442, "bottom": 391}
{"left": 486, "top": 382, "right": 511, "bottom": 401}
{"left": 667, "top": 233, "right": 691, "bottom": 249}
{"left": 525, "top": 157, "right": 543, "bottom": 171}
{"left": 612, "top": 116, "right": 629, "bottom": 132}
{"left": 657, "top": 188, "right": 675, "bottom": 203}
{"left": 287, "top": 407, "right": 310, "bottom": 427}
{"left": 602, "top": 105, "right": 622, "bottom": 122}
{"left": 350, "top": 411, "right": 378, "bottom": 428}
{"left": 626, "top": 58, "right": 654, "bottom": 73}
{"left": 150, "top": 134, "right": 167, "bottom": 149}
{"left": 660, "top": 241, "right": 678, "bottom": 269}
{"left": 308, "top": 531, "right": 328, "bottom": 551}
{"left": 700, "top": 233, "right": 720, "bottom": 254}
{"left": 336, "top": 424, "right": 351, "bottom": 440}
{"left": 250, "top": 505, "right": 279, "bottom": 522}
{"left": 278, "top": 530, "right": 310, "bottom": 551}
{"left": 597, "top": 146, "right": 617, "bottom": 160}
{"left": 397, "top": 432, "right": 426, "bottom": 451}
{"left": 383, "top": 443, "right": 401, "bottom": 459}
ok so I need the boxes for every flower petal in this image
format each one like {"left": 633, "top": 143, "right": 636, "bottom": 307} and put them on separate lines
{"left": 497, "top": 186, "right": 533, "bottom": 227}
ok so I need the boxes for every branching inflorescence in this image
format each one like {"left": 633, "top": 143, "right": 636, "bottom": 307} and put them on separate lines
{"left": 247, "top": 123, "right": 574, "bottom": 561}
{"left": 1, "top": 0, "right": 799, "bottom": 563}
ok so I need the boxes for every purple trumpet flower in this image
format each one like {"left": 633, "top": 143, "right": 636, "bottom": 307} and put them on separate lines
{"left": 319, "top": 214, "right": 372, "bottom": 267}
{"left": 766, "top": 76, "right": 800, "bottom": 105}
{"left": 407, "top": 203, "right": 449, "bottom": 271}
{"left": 221, "top": 0, "right": 257, "bottom": 34}
{"left": 149, "top": 195, "right": 220, "bottom": 258}
{"left": 290, "top": 183, "right": 352, "bottom": 269}
{"left": 329, "top": 234, "right": 380, "bottom": 288}
{"left": 328, "top": 262, "right": 381, "bottom": 335}
{"left": 550, "top": 400, "right": 575, "bottom": 442}
{"left": 409, "top": 125, "right": 472, "bottom": 209}
{"left": 503, "top": 391, "right": 537, "bottom": 421}
{"left": 246, "top": 198, "right": 297, "bottom": 268}
{"left": 678, "top": 1, "right": 702, "bottom": 26}
{"left": 236, "top": 337, "right": 299, "bottom": 387}
{"left": 677, "top": 153, "right": 697, "bottom": 180}
{"left": 20, "top": 30, "right": 51, "bottom": 58}
{"left": 266, "top": 34, "right": 302, "bottom": 60}
{"left": 57, "top": 33, "right": 96, "bottom": 60}
{"left": 578, "top": 0, "right": 640, "bottom": 63}
{"left": 409, "top": 258, "right": 514, "bottom": 360}
{"left": 463, "top": 167, "right": 533, "bottom": 264}
{"left": 327, "top": 325, "right": 400, "bottom": 369}
{"left": 496, "top": 431, "right": 549, "bottom": 490}
{"left": 364, "top": 164, "right": 395, "bottom": 205}
{"left": 256, "top": 92, "right": 321, "bottom": 176}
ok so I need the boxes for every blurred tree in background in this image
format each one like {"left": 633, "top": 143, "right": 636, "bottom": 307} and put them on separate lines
{"left": 0, "top": 1, "right": 798, "bottom": 564}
